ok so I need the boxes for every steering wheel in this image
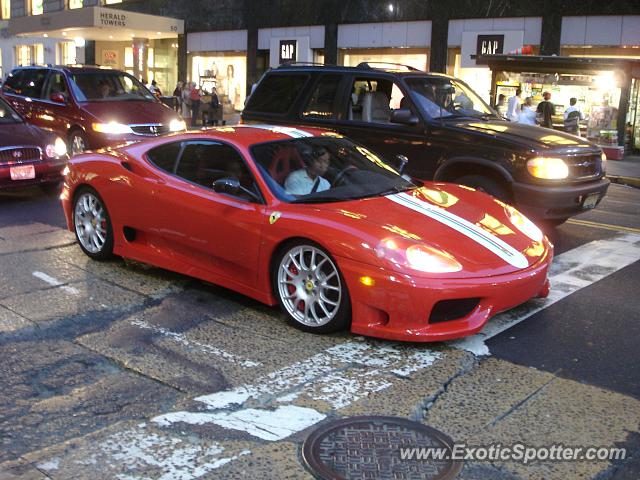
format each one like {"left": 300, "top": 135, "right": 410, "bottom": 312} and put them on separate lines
{"left": 332, "top": 165, "right": 358, "bottom": 187}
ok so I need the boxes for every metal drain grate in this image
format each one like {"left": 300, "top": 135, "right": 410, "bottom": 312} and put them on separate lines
{"left": 301, "top": 416, "right": 462, "bottom": 479}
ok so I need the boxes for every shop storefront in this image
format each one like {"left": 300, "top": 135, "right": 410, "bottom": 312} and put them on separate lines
{"left": 484, "top": 55, "right": 640, "bottom": 158}
{"left": 258, "top": 26, "right": 325, "bottom": 69}
{"left": 5, "top": 6, "right": 183, "bottom": 96}
{"left": 337, "top": 21, "right": 431, "bottom": 70}
{"left": 446, "top": 17, "right": 542, "bottom": 103}
{"left": 187, "top": 30, "right": 248, "bottom": 113}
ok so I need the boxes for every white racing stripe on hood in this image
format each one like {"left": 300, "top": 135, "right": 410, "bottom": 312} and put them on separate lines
{"left": 243, "top": 125, "right": 314, "bottom": 138}
{"left": 388, "top": 192, "right": 529, "bottom": 269}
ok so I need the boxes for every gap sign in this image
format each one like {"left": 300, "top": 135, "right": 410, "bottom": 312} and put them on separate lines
{"left": 279, "top": 40, "right": 297, "bottom": 64}
{"left": 476, "top": 34, "right": 504, "bottom": 64}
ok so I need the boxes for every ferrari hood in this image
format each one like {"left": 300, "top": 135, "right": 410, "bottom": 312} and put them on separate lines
{"left": 79, "top": 101, "right": 180, "bottom": 125}
{"left": 313, "top": 183, "right": 549, "bottom": 278}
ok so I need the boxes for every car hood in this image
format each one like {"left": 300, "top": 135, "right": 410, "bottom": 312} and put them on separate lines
{"left": 0, "top": 122, "right": 56, "bottom": 148}
{"left": 79, "top": 101, "right": 179, "bottom": 125}
{"left": 311, "top": 183, "right": 550, "bottom": 278}
{"left": 452, "top": 119, "right": 600, "bottom": 154}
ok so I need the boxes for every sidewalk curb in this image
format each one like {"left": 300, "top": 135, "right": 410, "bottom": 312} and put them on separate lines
{"left": 607, "top": 175, "right": 640, "bottom": 189}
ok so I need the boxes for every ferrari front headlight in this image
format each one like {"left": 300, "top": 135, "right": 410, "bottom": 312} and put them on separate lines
{"left": 526, "top": 157, "right": 569, "bottom": 179}
{"left": 92, "top": 122, "right": 133, "bottom": 134}
{"left": 169, "top": 119, "right": 187, "bottom": 132}
{"left": 405, "top": 245, "right": 463, "bottom": 273}
{"left": 507, "top": 206, "right": 543, "bottom": 242}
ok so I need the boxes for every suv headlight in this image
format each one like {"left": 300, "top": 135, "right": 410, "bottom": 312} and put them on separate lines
{"left": 92, "top": 122, "right": 133, "bottom": 134}
{"left": 526, "top": 157, "right": 569, "bottom": 179}
{"left": 45, "top": 137, "right": 68, "bottom": 158}
{"left": 169, "top": 119, "right": 187, "bottom": 132}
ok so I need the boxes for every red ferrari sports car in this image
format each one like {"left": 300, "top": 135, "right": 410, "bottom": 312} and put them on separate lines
{"left": 61, "top": 125, "right": 552, "bottom": 342}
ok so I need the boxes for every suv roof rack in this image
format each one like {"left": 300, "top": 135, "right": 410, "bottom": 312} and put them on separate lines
{"left": 356, "top": 62, "right": 419, "bottom": 71}
{"left": 276, "top": 62, "right": 326, "bottom": 68}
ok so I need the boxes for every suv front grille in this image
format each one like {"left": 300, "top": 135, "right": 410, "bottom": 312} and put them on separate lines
{"left": 0, "top": 147, "right": 42, "bottom": 165}
{"left": 566, "top": 154, "right": 601, "bottom": 179}
{"left": 130, "top": 124, "right": 170, "bottom": 136}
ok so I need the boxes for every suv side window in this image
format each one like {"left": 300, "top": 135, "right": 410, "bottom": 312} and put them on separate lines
{"left": 302, "top": 75, "right": 342, "bottom": 119}
{"left": 348, "top": 77, "right": 407, "bottom": 124}
{"left": 245, "top": 74, "right": 308, "bottom": 115}
{"left": 175, "top": 141, "right": 260, "bottom": 201}
{"left": 18, "top": 69, "right": 49, "bottom": 99}
{"left": 43, "top": 71, "right": 69, "bottom": 101}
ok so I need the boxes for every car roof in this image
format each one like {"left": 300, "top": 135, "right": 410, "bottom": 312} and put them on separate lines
{"left": 11, "top": 65, "right": 128, "bottom": 74}
{"left": 271, "top": 63, "right": 455, "bottom": 79}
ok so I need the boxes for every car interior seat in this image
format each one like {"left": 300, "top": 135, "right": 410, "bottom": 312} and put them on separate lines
{"left": 362, "top": 91, "right": 391, "bottom": 123}
{"left": 269, "top": 146, "right": 304, "bottom": 185}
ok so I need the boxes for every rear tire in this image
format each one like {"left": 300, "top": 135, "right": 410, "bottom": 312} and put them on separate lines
{"left": 73, "top": 186, "right": 114, "bottom": 260}
{"left": 455, "top": 174, "right": 510, "bottom": 202}
{"left": 272, "top": 241, "right": 351, "bottom": 334}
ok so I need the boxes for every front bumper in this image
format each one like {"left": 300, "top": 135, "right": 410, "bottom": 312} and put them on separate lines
{"left": 0, "top": 159, "right": 67, "bottom": 189}
{"left": 512, "top": 178, "right": 610, "bottom": 220}
{"left": 338, "top": 250, "right": 552, "bottom": 342}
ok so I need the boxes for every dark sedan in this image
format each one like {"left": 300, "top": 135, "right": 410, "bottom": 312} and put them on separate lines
{"left": 0, "top": 95, "right": 69, "bottom": 193}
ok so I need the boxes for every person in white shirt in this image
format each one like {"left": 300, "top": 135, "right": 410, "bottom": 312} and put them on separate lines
{"left": 563, "top": 97, "right": 584, "bottom": 136}
{"left": 518, "top": 97, "right": 537, "bottom": 126}
{"left": 506, "top": 88, "right": 522, "bottom": 122}
{"left": 285, "top": 146, "right": 331, "bottom": 195}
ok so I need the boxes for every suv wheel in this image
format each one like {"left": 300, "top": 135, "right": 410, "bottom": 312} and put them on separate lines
{"left": 69, "top": 129, "right": 89, "bottom": 156}
{"left": 455, "top": 174, "right": 510, "bottom": 202}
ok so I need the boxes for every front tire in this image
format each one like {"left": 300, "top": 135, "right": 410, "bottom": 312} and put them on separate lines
{"left": 455, "top": 174, "right": 510, "bottom": 202}
{"left": 272, "top": 241, "right": 351, "bottom": 334}
{"left": 69, "top": 129, "right": 89, "bottom": 156}
{"left": 73, "top": 187, "right": 114, "bottom": 260}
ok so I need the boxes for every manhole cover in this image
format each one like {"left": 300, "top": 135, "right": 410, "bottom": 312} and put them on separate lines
{"left": 302, "top": 416, "right": 462, "bottom": 480}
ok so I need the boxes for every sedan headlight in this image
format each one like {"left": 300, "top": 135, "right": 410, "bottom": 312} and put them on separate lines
{"left": 45, "top": 137, "right": 68, "bottom": 158}
{"left": 375, "top": 238, "right": 462, "bottom": 274}
{"left": 526, "top": 157, "right": 569, "bottom": 179}
{"left": 92, "top": 122, "right": 133, "bottom": 134}
{"left": 169, "top": 119, "right": 187, "bottom": 132}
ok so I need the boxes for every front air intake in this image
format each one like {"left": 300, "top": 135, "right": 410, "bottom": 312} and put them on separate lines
{"left": 429, "top": 298, "right": 481, "bottom": 323}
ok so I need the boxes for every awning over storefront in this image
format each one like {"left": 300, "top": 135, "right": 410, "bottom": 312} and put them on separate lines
{"left": 8, "top": 6, "right": 184, "bottom": 41}
{"left": 478, "top": 54, "right": 640, "bottom": 76}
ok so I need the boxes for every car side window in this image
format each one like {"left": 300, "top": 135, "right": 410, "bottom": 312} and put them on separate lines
{"left": 175, "top": 141, "right": 260, "bottom": 201}
{"left": 245, "top": 74, "right": 308, "bottom": 115}
{"left": 302, "top": 75, "right": 342, "bottom": 119}
{"left": 18, "top": 69, "right": 49, "bottom": 99}
{"left": 147, "top": 141, "right": 182, "bottom": 173}
{"left": 347, "top": 77, "right": 407, "bottom": 124}
{"left": 2, "top": 70, "right": 25, "bottom": 95}
{"left": 43, "top": 72, "right": 69, "bottom": 101}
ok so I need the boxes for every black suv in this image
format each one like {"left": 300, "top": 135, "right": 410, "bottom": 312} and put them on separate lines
{"left": 242, "top": 63, "right": 609, "bottom": 224}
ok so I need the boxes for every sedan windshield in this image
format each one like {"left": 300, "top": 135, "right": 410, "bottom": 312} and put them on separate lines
{"left": 0, "top": 97, "right": 22, "bottom": 124}
{"left": 251, "top": 136, "right": 415, "bottom": 204}
{"left": 69, "top": 71, "right": 155, "bottom": 102}
{"left": 405, "top": 77, "right": 498, "bottom": 120}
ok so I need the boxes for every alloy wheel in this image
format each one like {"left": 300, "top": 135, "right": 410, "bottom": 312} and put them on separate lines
{"left": 74, "top": 192, "right": 107, "bottom": 254}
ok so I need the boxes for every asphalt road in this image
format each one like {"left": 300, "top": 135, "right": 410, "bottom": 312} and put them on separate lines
{"left": 0, "top": 183, "right": 639, "bottom": 480}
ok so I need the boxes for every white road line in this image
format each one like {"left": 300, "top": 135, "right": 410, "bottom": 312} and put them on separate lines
{"left": 131, "top": 319, "right": 261, "bottom": 368}
{"left": 32, "top": 271, "right": 80, "bottom": 295}
{"left": 153, "top": 341, "right": 441, "bottom": 438}
{"left": 450, "top": 233, "right": 640, "bottom": 356}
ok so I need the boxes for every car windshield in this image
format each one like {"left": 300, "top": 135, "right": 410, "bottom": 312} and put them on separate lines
{"left": 0, "top": 97, "right": 22, "bottom": 124}
{"left": 405, "top": 77, "right": 498, "bottom": 119}
{"left": 69, "top": 71, "right": 155, "bottom": 102}
{"left": 251, "top": 136, "right": 415, "bottom": 204}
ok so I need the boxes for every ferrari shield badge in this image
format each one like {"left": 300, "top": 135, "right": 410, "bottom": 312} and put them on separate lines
{"left": 269, "top": 211, "right": 281, "bottom": 225}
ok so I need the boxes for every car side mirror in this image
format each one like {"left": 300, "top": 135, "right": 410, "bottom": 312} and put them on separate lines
{"left": 213, "top": 177, "right": 241, "bottom": 195}
{"left": 390, "top": 108, "right": 419, "bottom": 126}
{"left": 394, "top": 154, "right": 409, "bottom": 174}
{"left": 50, "top": 92, "right": 66, "bottom": 104}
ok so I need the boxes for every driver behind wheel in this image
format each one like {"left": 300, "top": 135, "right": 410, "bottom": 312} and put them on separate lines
{"left": 284, "top": 146, "right": 331, "bottom": 195}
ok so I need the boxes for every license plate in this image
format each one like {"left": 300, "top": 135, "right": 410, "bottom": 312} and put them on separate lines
{"left": 10, "top": 165, "right": 35, "bottom": 180}
{"left": 582, "top": 193, "right": 599, "bottom": 209}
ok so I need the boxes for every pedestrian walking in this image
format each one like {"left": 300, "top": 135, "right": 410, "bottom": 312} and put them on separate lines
{"left": 536, "top": 91, "right": 556, "bottom": 129}
{"left": 172, "top": 81, "right": 183, "bottom": 112}
{"left": 495, "top": 94, "right": 507, "bottom": 117}
{"left": 564, "top": 97, "right": 584, "bottom": 136}
{"left": 517, "top": 97, "right": 537, "bottom": 126}
{"left": 189, "top": 82, "right": 202, "bottom": 127}
{"left": 506, "top": 88, "right": 522, "bottom": 122}
{"left": 181, "top": 82, "right": 191, "bottom": 124}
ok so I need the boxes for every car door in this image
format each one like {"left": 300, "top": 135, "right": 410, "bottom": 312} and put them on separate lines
{"left": 2, "top": 69, "right": 29, "bottom": 116}
{"left": 324, "top": 74, "right": 438, "bottom": 181}
{"left": 4, "top": 69, "right": 49, "bottom": 124}
{"left": 37, "top": 70, "right": 74, "bottom": 138}
{"left": 146, "top": 139, "right": 266, "bottom": 288}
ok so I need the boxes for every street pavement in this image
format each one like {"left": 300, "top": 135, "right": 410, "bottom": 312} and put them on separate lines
{"left": 0, "top": 183, "right": 639, "bottom": 480}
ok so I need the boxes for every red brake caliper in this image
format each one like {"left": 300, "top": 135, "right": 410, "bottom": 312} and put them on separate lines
{"left": 288, "top": 264, "right": 304, "bottom": 311}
